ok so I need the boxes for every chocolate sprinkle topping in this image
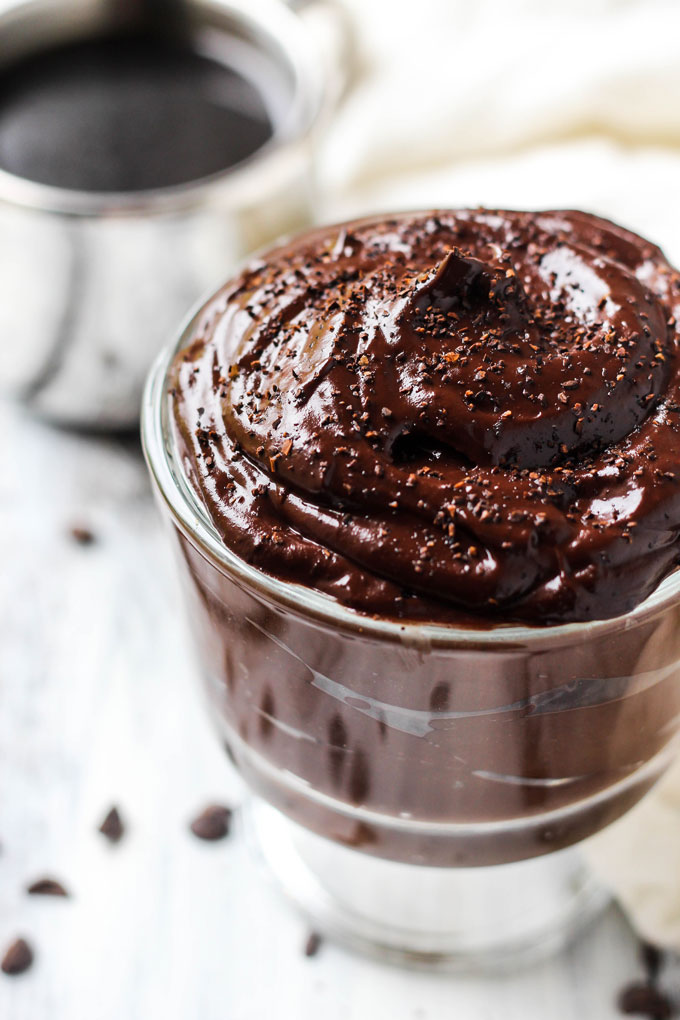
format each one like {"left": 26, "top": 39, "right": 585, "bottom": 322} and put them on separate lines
{"left": 170, "top": 210, "right": 680, "bottom": 626}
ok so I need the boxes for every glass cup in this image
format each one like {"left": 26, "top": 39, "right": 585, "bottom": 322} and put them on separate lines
{"left": 142, "top": 295, "right": 680, "bottom": 970}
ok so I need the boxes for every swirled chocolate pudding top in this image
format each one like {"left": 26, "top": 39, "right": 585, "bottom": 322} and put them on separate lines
{"left": 170, "top": 210, "right": 680, "bottom": 625}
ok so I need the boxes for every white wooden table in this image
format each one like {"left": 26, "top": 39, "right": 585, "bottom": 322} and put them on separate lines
{"left": 0, "top": 394, "right": 675, "bottom": 1019}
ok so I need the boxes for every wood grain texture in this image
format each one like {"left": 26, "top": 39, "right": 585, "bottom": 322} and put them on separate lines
{"left": 0, "top": 396, "right": 677, "bottom": 1019}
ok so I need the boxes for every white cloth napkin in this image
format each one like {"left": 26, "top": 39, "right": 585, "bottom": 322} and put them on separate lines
{"left": 320, "top": 0, "right": 680, "bottom": 208}
{"left": 316, "top": 0, "right": 680, "bottom": 950}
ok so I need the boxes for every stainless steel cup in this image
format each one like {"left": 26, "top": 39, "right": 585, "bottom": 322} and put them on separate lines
{"left": 0, "top": 0, "right": 336, "bottom": 428}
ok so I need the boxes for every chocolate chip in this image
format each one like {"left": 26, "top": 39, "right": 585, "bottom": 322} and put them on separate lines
{"left": 26, "top": 878, "right": 69, "bottom": 898}
{"left": 190, "top": 805, "right": 233, "bottom": 842}
{"left": 69, "top": 524, "right": 96, "bottom": 546}
{"left": 304, "top": 932, "right": 323, "bottom": 958}
{"left": 99, "top": 806, "right": 125, "bottom": 844}
{"left": 2, "top": 938, "right": 34, "bottom": 976}
{"left": 618, "top": 982, "right": 674, "bottom": 1019}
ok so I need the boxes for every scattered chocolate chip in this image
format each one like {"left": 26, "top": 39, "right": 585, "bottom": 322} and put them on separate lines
{"left": 26, "top": 878, "right": 69, "bottom": 898}
{"left": 2, "top": 938, "right": 34, "bottom": 976}
{"left": 69, "top": 524, "right": 97, "bottom": 546}
{"left": 304, "top": 932, "right": 323, "bottom": 958}
{"left": 99, "top": 806, "right": 125, "bottom": 844}
{"left": 190, "top": 804, "right": 233, "bottom": 842}
{"left": 618, "top": 982, "right": 673, "bottom": 1019}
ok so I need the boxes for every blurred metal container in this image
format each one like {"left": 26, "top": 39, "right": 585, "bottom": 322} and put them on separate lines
{"left": 0, "top": 0, "right": 336, "bottom": 428}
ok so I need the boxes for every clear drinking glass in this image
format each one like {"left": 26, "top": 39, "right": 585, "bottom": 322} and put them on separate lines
{"left": 142, "top": 301, "right": 680, "bottom": 969}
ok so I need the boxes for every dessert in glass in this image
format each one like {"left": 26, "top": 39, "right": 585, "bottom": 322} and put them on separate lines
{"left": 143, "top": 209, "right": 680, "bottom": 967}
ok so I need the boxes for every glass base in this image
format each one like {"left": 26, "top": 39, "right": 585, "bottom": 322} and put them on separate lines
{"left": 244, "top": 798, "right": 610, "bottom": 971}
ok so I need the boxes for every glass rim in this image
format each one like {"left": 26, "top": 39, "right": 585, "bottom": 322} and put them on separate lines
{"left": 0, "top": 0, "right": 324, "bottom": 216}
{"left": 141, "top": 215, "right": 680, "bottom": 650}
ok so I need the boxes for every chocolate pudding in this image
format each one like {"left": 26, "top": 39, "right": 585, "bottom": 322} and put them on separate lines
{"left": 171, "top": 210, "right": 680, "bottom": 625}
{"left": 157, "top": 211, "right": 680, "bottom": 865}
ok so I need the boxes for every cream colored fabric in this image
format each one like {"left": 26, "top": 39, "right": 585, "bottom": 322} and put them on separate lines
{"left": 585, "top": 760, "right": 680, "bottom": 949}
{"left": 317, "top": 0, "right": 680, "bottom": 950}
{"left": 321, "top": 0, "right": 680, "bottom": 201}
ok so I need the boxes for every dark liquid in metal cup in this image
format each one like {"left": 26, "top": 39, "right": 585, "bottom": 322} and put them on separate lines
{"left": 0, "top": 30, "right": 275, "bottom": 192}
